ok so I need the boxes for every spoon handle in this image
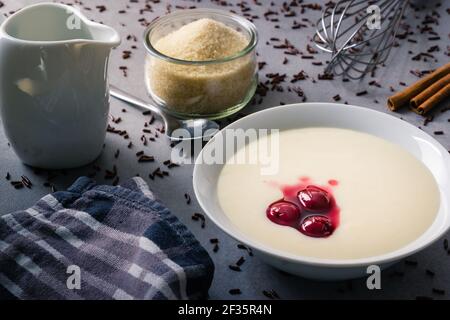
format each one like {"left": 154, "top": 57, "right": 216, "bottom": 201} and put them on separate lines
{"left": 109, "top": 85, "right": 163, "bottom": 117}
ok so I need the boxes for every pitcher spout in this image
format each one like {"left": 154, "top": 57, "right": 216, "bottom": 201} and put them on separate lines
{"left": 84, "top": 21, "right": 121, "bottom": 47}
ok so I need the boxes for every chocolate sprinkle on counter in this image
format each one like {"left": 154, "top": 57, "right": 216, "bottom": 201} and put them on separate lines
{"left": 104, "top": 165, "right": 118, "bottom": 180}
{"left": 138, "top": 155, "right": 155, "bottom": 162}
{"left": 356, "top": 90, "right": 368, "bottom": 96}
{"left": 263, "top": 289, "right": 280, "bottom": 299}
{"left": 184, "top": 193, "right": 191, "bottom": 205}
{"left": 21, "top": 175, "right": 32, "bottom": 189}
{"left": 404, "top": 259, "right": 418, "bottom": 266}
{"left": 163, "top": 160, "right": 180, "bottom": 169}
{"left": 262, "top": 290, "right": 275, "bottom": 299}
{"left": 237, "top": 244, "right": 248, "bottom": 250}
{"left": 425, "top": 269, "right": 435, "bottom": 277}
{"left": 96, "top": 5, "right": 106, "bottom": 13}
{"left": 229, "top": 288, "right": 242, "bottom": 295}
{"left": 192, "top": 213, "right": 206, "bottom": 228}
{"left": 236, "top": 256, "right": 245, "bottom": 266}
{"left": 258, "top": 61, "right": 267, "bottom": 70}
{"left": 228, "top": 265, "right": 241, "bottom": 272}
{"left": 237, "top": 243, "right": 254, "bottom": 256}
{"left": 271, "top": 290, "right": 280, "bottom": 299}
{"left": 11, "top": 181, "right": 24, "bottom": 189}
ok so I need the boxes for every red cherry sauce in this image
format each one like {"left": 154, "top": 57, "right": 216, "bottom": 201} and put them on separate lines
{"left": 266, "top": 177, "right": 340, "bottom": 238}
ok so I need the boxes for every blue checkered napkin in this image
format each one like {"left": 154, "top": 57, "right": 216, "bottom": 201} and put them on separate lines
{"left": 0, "top": 177, "right": 214, "bottom": 300}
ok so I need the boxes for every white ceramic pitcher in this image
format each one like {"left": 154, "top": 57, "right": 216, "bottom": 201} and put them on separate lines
{"left": 0, "top": 3, "right": 120, "bottom": 169}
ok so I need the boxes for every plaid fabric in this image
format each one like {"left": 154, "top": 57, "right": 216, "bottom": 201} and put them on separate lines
{"left": 0, "top": 177, "right": 214, "bottom": 300}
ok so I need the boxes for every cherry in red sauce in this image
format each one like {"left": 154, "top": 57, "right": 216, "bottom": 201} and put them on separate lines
{"left": 265, "top": 177, "right": 340, "bottom": 238}
{"left": 298, "top": 186, "right": 330, "bottom": 212}
{"left": 266, "top": 201, "right": 300, "bottom": 227}
{"left": 299, "top": 215, "right": 333, "bottom": 237}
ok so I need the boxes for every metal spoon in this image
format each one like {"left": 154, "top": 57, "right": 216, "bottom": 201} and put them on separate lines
{"left": 109, "top": 85, "right": 220, "bottom": 140}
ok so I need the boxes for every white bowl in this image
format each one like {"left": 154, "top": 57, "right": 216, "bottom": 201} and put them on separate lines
{"left": 193, "top": 103, "right": 450, "bottom": 280}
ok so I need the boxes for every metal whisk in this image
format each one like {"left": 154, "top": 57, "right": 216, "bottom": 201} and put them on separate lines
{"left": 313, "top": 0, "right": 409, "bottom": 79}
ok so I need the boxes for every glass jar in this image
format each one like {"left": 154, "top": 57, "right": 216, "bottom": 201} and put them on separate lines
{"left": 143, "top": 9, "right": 258, "bottom": 120}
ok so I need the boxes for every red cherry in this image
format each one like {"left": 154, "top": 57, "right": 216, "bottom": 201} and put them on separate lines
{"left": 266, "top": 201, "right": 301, "bottom": 226}
{"left": 299, "top": 215, "right": 334, "bottom": 237}
{"left": 298, "top": 186, "right": 331, "bottom": 212}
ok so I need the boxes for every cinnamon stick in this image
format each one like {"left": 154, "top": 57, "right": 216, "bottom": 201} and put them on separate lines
{"left": 410, "top": 73, "right": 450, "bottom": 109}
{"left": 387, "top": 62, "right": 450, "bottom": 111}
{"left": 411, "top": 83, "right": 450, "bottom": 115}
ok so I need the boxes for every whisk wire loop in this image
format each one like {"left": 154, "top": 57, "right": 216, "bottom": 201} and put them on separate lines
{"left": 313, "top": 0, "right": 409, "bottom": 79}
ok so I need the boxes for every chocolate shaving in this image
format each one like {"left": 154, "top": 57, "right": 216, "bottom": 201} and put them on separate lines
{"left": 229, "top": 289, "right": 242, "bottom": 295}
{"left": 11, "top": 181, "right": 24, "bottom": 189}
{"left": 356, "top": 90, "right": 368, "bottom": 96}
{"left": 236, "top": 257, "right": 245, "bottom": 266}
{"left": 404, "top": 259, "right": 418, "bottom": 266}
{"left": 21, "top": 175, "right": 32, "bottom": 189}
{"left": 184, "top": 193, "right": 191, "bottom": 205}
{"left": 138, "top": 155, "right": 154, "bottom": 162}
{"left": 228, "top": 265, "right": 241, "bottom": 272}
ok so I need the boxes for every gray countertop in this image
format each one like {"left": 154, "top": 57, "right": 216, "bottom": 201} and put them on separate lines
{"left": 1, "top": 0, "right": 449, "bottom": 300}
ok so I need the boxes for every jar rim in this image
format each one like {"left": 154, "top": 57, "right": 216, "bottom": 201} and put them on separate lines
{"left": 143, "top": 8, "right": 258, "bottom": 65}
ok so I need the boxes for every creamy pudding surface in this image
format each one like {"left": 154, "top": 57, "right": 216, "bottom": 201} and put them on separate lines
{"left": 217, "top": 127, "right": 440, "bottom": 260}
